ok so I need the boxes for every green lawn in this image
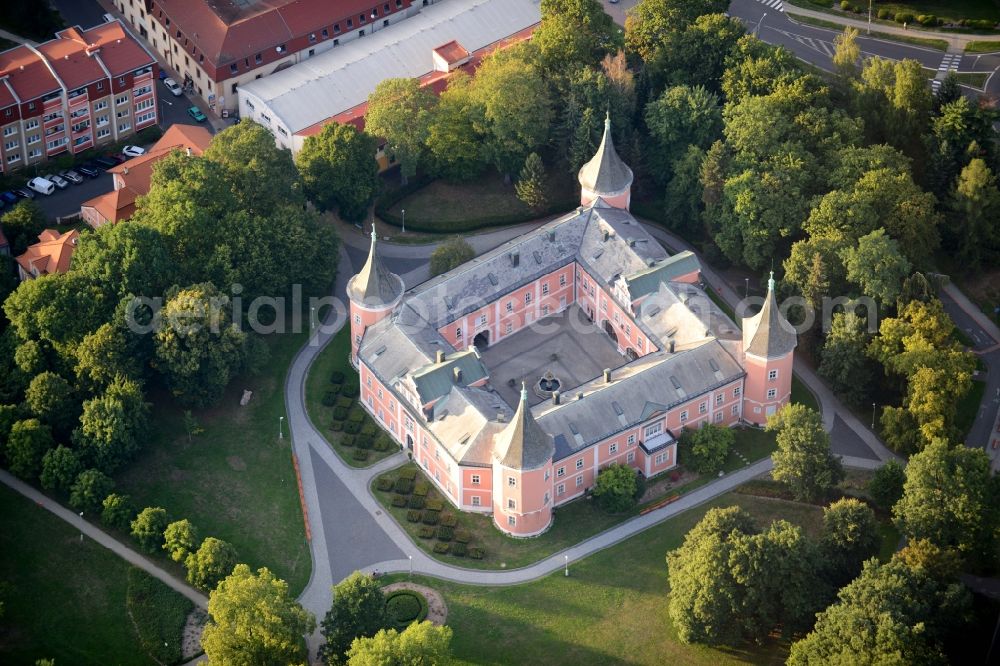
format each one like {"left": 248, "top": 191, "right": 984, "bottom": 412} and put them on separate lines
{"left": 304, "top": 326, "right": 397, "bottom": 467}
{"left": 383, "top": 492, "right": 828, "bottom": 666}
{"left": 957, "top": 380, "right": 987, "bottom": 441}
{"left": 787, "top": 0, "right": 1000, "bottom": 26}
{"left": 117, "top": 324, "right": 313, "bottom": 595}
{"left": 791, "top": 375, "right": 821, "bottom": 412}
{"left": 787, "top": 11, "right": 950, "bottom": 48}
{"left": 966, "top": 40, "right": 1000, "bottom": 52}
{"left": 0, "top": 485, "right": 192, "bottom": 665}
{"left": 954, "top": 71, "right": 991, "bottom": 88}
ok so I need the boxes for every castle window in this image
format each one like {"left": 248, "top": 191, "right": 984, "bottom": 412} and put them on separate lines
{"left": 768, "top": 369, "right": 778, "bottom": 380}
{"left": 455, "top": 327, "right": 462, "bottom": 338}
{"left": 557, "top": 483, "right": 565, "bottom": 495}
{"left": 626, "top": 451, "right": 635, "bottom": 463}
{"left": 734, "top": 387, "right": 742, "bottom": 397}
{"left": 576, "top": 476, "right": 583, "bottom": 487}
{"left": 544, "top": 492, "right": 550, "bottom": 505}
{"left": 644, "top": 422, "right": 662, "bottom": 438}
{"left": 715, "top": 412, "right": 724, "bottom": 423}
{"left": 731, "top": 404, "right": 739, "bottom": 416}
{"left": 479, "top": 314, "right": 487, "bottom": 326}
{"left": 541, "top": 282, "right": 549, "bottom": 295}
{"left": 609, "top": 443, "right": 618, "bottom": 454}
{"left": 767, "top": 388, "right": 777, "bottom": 399}
{"left": 680, "top": 411, "right": 688, "bottom": 423}
{"left": 507, "top": 498, "right": 516, "bottom": 509}
{"left": 508, "top": 476, "right": 516, "bottom": 487}
{"left": 716, "top": 394, "right": 724, "bottom": 406}
{"left": 655, "top": 452, "right": 668, "bottom": 465}
{"left": 560, "top": 274, "right": 567, "bottom": 287}
{"left": 524, "top": 292, "right": 531, "bottom": 304}
{"left": 557, "top": 466, "right": 565, "bottom": 477}
{"left": 471, "top": 474, "right": 480, "bottom": 485}
{"left": 354, "top": 314, "right": 360, "bottom": 324}
{"left": 508, "top": 515, "right": 516, "bottom": 526}
{"left": 699, "top": 402, "right": 707, "bottom": 414}
{"left": 471, "top": 496, "right": 480, "bottom": 506}
{"left": 505, "top": 322, "right": 512, "bottom": 334}
{"left": 506, "top": 301, "right": 513, "bottom": 313}
{"left": 627, "top": 434, "right": 635, "bottom": 446}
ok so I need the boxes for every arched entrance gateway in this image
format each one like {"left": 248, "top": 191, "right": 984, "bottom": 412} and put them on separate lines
{"left": 473, "top": 330, "right": 490, "bottom": 351}
{"left": 625, "top": 347, "right": 638, "bottom": 361}
{"left": 602, "top": 320, "right": 618, "bottom": 344}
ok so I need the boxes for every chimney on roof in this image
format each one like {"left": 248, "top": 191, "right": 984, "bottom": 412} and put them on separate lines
{"left": 669, "top": 340, "right": 675, "bottom": 353}
{"left": 123, "top": 166, "right": 128, "bottom": 175}
{"left": 453, "top": 367, "right": 463, "bottom": 383}
{"left": 576, "top": 391, "right": 584, "bottom": 401}
{"left": 186, "top": 147, "right": 192, "bottom": 157}
{"left": 496, "top": 411, "right": 505, "bottom": 423}
{"left": 603, "top": 368, "right": 611, "bottom": 383}
{"left": 436, "top": 350, "right": 445, "bottom": 364}
{"left": 552, "top": 390, "right": 560, "bottom": 405}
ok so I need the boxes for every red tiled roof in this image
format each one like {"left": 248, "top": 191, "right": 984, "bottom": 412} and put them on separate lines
{"left": 15, "top": 229, "right": 79, "bottom": 277}
{"left": 80, "top": 22, "right": 155, "bottom": 76}
{"left": 154, "top": 0, "right": 395, "bottom": 70}
{"left": 0, "top": 44, "right": 60, "bottom": 103}
{"left": 39, "top": 28, "right": 106, "bottom": 90}
{"left": 82, "top": 188, "right": 137, "bottom": 225}
{"left": 434, "top": 40, "right": 470, "bottom": 66}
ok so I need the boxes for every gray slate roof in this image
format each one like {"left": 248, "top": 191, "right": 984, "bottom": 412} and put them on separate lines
{"left": 493, "top": 385, "right": 555, "bottom": 470}
{"left": 743, "top": 275, "right": 797, "bottom": 359}
{"left": 347, "top": 230, "right": 404, "bottom": 306}
{"left": 625, "top": 251, "right": 700, "bottom": 300}
{"left": 578, "top": 113, "right": 633, "bottom": 195}
{"left": 411, "top": 351, "right": 489, "bottom": 405}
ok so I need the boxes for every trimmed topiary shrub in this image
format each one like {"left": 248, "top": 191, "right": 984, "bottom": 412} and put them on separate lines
{"left": 330, "top": 371, "right": 346, "bottom": 384}
{"left": 394, "top": 477, "right": 413, "bottom": 494}
{"left": 352, "top": 448, "right": 369, "bottom": 462}
{"left": 391, "top": 495, "right": 408, "bottom": 508}
{"left": 426, "top": 498, "right": 443, "bottom": 511}
{"left": 454, "top": 530, "right": 471, "bottom": 544}
{"left": 361, "top": 423, "right": 377, "bottom": 437}
{"left": 342, "top": 383, "right": 360, "bottom": 398}
{"left": 451, "top": 542, "right": 467, "bottom": 557}
{"left": 468, "top": 547, "right": 484, "bottom": 559}
{"left": 437, "top": 525, "right": 454, "bottom": 541}
{"left": 356, "top": 435, "right": 374, "bottom": 450}
{"left": 894, "top": 11, "right": 914, "bottom": 23}
{"left": 321, "top": 391, "right": 337, "bottom": 407}
{"left": 347, "top": 408, "right": 365, "bottom": 423}
{"left": 376, "top": 476, "right": 393, "bottom": 491}
{"left": 422, "top": 510, "right": 439, "bottom": 525}
{"left": 342, "top": 434, "right": 357, "bottom": 448}
{"left": 969, "top": 19, "right": 996, "bottom": 29}
{"left": 330, "top": 421, "right": 344, "bottom": 432}
{"left": 917, "top": 14, "right": 937, "bottom": 26}
{"left": 344, "top": 421, "right": 361, "bottom": 435}
{"left": 385, "top": 590, "right": 425, "bottom": 627}
{"left": 374, "top": 436, "right": 392, "bottom": 452}
{"left": 328, "top": 383, "right": 342, "bottom": 395}
{"left": 433, "top": 542, "right": 450, "bottom": 554}
{"left": 406, "top": 509, "right": 422, "bottom": 523}
{"left": 332, "top": 406, "right": 349, "bottom": 420}
{"left": 408, "top": 495, "right": 425, "bottom": 509}
{"left": 399, "top": 468, "right": 417, "bottom": 481}
{"left": 440, "top": 513, "right": 457, "bottom": 528}
{"left": 417, "top": 526, "right": 435, "bottom": 539}
{"left": 413, "top": 481, "right": 429, "bottom": 496}
{"left": 839, "top": 0, "right": 850, "bottom": 9}
{"left": 335, "top": 396, "right": 352, "bottom": 409}
{"left": 877, "top": 8, "right": 889, "bottom": 19}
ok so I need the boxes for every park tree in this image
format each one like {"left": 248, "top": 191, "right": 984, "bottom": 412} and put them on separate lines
{"left": 515, "top": 152, "right": 548, "bottom": 212}
{"left": 651, "top": 13, "right": 745, "bottom": 93}
{"left": 767, "top": 404, "right": 844, "bottom": 503}
{"left": 346, "top": 621, "right": 453, "bottom": 666}
{"left": 74, "top": 323, "right": 143, "bottom": 393}
{"left": 39, "top": 445, "right": 82, "bottom": 493}
{"left": 663, "top": 145, "right": 706, "bottom": 238}
{"left": 644, "top": 84, "right": 721, "bottom": 184}
{"left": 365, "top": 78, "right": 436, "bottom": 185}
{"left": 868, "top": 459, "right": 905, "bottom": 511}
{"left": 24, "top": 371, "right": 77, "bottom": 436}
{"left": 5, "top": 418, "right": 54, "bottom": 481}
{"left": 297, "top": 123, "right": 380, "bottom": 222}
{"left": 593, "top": 463, "right": 641, "bottom": 513}
{"left": 153, "top": 283, "right": 246, "bottom": 408}
{"left": 534, "top": 0, "right": 620, "bottom": 73}
{"left": 933, "top": 71, "right": 962, "bottom": 112}
{"left": 828, "top": 144, "right": 912, "bottom": 190}
{"left": 680, "top": 423, "right": 733, "bottom": 474}
{"left": 720, "top": 37, "right": 803, "bottom": 103}
{"left": 101, "top": 493, "right": 135, "bottom": 530}
{"left": 853, "top": 58, "right": 932, "bottom": 160}
{"left": 69, "top": 222, "right": 174, "bottom": 301}
{"left": 186, "top": 537, "right": 239, "bottom": 592}
{"left": 429, "top": 238, "right": 475, "bottom": 278}
{"left": 624, "top": 0, "right": 729, "bottom": 63}
{"left": 69, "top": 468, "right": 114, "bottom": 514}
{"left": 832, "top": 27, "right": 860, "bottom": 80}
{"left": 131, "top": 507, "right": 170, "bottom": 554}
{"left": 14, "top": 339, "right": 51, "bottom": 376}
{"left": 470, "top": 45, "right": 553, "bottom": 180}
{"left": 202, "top": 565, "right": 315, "bottom": 665}
{"left": 947, "top": 158, "right": 1000, "bottom": 270}
{"left": 0, "top": 254, "right": 18, "bottom": 324}
{"left": 75, "top": 375, "right": 149, "bottom": 473}
{"left": 4, "top": 272, "right": 112, "bottom": 349}
{"left": 820, "top": 498, "right": 879, "bottom": 589}
{"left": 925, "top": 95, "right": 996, "bottom": 199}
{"left": 320, "top": 571, "right": 389, "bottom": 664}
{"left": 163, "top": 519, "right": 200, "bottom": 563}
{"left": 0, "top": 330, "right": 29, "bottom": 403}
{"left": 787, "top": 555, "right": 970, "bottom": 665}
{"left": 0, "top": 404, "right": 20, "bottom": 454}
{"left": 819, "top": 311, "right": 873, "bottom": 407}
{"left": 839, "top": 229, "right": 912, "bottom": 306}
{"left": 423, "top": 72, "right": 484, "bottom": 182}
{"left": 893, "top": 440, "right": 999, "bottom": 564}
{"left": 0, "top": 200, "right": 46, "bottom": 255}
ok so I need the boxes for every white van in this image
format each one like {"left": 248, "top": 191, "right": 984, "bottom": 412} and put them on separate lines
{"left": 27, "top": 177, "right": 55, "bottom": 195}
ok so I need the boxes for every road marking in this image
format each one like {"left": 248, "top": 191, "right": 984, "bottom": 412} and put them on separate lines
{"left": 757, "top": 0, "right": 785, "bottom": 12}
{"left": 818, "top": 40, "right": 834, "bottom": 57}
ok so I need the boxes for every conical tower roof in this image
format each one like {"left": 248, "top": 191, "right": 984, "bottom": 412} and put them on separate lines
{"left": 347, "top": 227, "right": 404, "bottom": 307}
{"left": 493, "top": 383, "right": 554, "bottom": 471}
{"left": 743, "top": 272, "right": 797, "bottom": 359}
{"left": 578, "top": 112, "right": 633, "bottom": 196}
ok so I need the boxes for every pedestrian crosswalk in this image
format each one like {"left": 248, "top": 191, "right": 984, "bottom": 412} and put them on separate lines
{"left": 931, "top": 53, "right": 961, "bottom": 92}
{"left": 756, "top": 0, "right": 785, "bottom": 11}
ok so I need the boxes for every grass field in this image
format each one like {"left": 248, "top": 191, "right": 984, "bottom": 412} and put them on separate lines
{"left": 787, "top": 12, "right": 951, "bottom": 49}
{"left": 954, "top": 71, "right": 991, "bottom": 88}
{"left": 966, "top": 40, "right": 1000, "bottom": 52}
{"left": 383, "top": 492, "right": 828, "bottom": 666}
{"left": 957, "top": 380, "right": 987, "bottom": 441}
{"left": 305, "top": 326, "right": 397, "bottom": 467}
{"left": 787, "top": 0, "right": 1000, "bottom": 26}
{"left": 116, "top": 322, "right": 313, "bottom": 595}
{"left": 0, "top": 485, "right": 192, "bottom": 665}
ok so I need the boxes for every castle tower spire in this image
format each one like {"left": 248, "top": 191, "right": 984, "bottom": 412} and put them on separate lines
{"left": 740, "top": 272, "right": 797, "bottom": 425}
{"left": 493, "top": 382, "right": 555, "bottom": 471}
{"left": 578, "top": 111, "right": 634, "bottom": 210}
{"left": 347, "top": 225, "right": 404, "bottom": 361}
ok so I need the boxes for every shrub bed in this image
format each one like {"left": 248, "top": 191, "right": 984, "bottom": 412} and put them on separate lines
{"left": 344, "top": 421, "right": 361, "bottom": 435}
{"left": 330, "top": 421, "right": 343, "bottom": 432}
{"left": 440, "top": 513, "right": 457, "bottom": 528}
{"left": 342, "top": 435, "right": 356, "bottom": 448}
{"left": 468, "top": 547, "right": 485, "bottom": 559}
{"left": 330, "top": 371, "right": 346, "bottom": 384}
{"left": 374, "top": 436, "right": 393, "bottom": 452}
{"left": 437, "top": 525, "right": 453, "bottom": 542}
{"left": 413, "top": 481, "right": 429, "bottom": 497}
{"left": 407, "top": 495, "right": 425, "bottom": 509}
{"left": 321, "top": 392, "right": 338, "bottom": 407}
{"left": 356, "top": 435, "right": 374, "bottom": 450}
{"left": 399, "top": 468, "right": 417, "bottom": 481}
{"left": 376, "top": 477, "right": 393, "bottom": 492}
{"left": 451, "top": 542, "right": 467, "bottom": 557}
{"left": 417, "top": 526, "right": 435, "bottom": 539}
{"left": 361, "top": 423, "right": 377, "bottom": 437}
{"left": 347, "top": 409, "right": 365, "bottom": 423}
{"left": 454, "top": 530, "right": 471, "bottom": 544}
{"left": 385, "top": 590, "right": 427, "bottom": 628}
{"left": 342, "top": 384, "right": 360, "bottom": 398}
{"left": 433, "top": 542, "right": 450, "bottom": 554}
{"left": 352, "top": 449, "right": 369, "bottom": 462}
{"left": 422, "top": 510, "right": 439, "bottom": 525}
{"left": 391, "top": 495, "right": 408, "bottom": 508}
{"left": 335, "top": 396, "right": 352, "bottom": 409}
{"left": 406, "top": 509, "right": 422, "bottom": 523}
{"left": 331, "top": 405, "right": 348, "bottom": 420}
{"left": 394, "top": 478, "right": 413, "bottom": 494}
{"left": 426, "top": 498, "right": 443, "bottom": 511}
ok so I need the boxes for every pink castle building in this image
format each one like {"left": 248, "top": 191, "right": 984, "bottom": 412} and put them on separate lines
{"left": 348, "top": 117, "right": 796, "bottom": 537}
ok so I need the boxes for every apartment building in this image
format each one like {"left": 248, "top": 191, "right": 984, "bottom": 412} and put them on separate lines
{"left": 116, "top": 0, "right": 434, "bottom": 115}
{"left": 0, "top": 20, "right": 159, "bottom": 174}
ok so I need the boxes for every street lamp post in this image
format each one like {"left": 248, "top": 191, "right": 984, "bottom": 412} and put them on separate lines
{"left": 744, "top": 277, "right": 750, "bottom": 298}
{"left": 408, "top": 555, "right": 413, "bottom": 577}
{"left": 871, "top": 403, "right": 876, "bottom": 429}
{"left": 755, "top": 12, "right": 767, "bottom": 38}
{"left": 79, "top": 511, "right": 84, "bottom": 542}
{"left": 310, "top": 305, "right": 315, "bottom": 331}
{"left": 564, "top": 555, "right": 569, "bottom": 577}
{"left": 867, "top": 0, "right": 873, "bottom": 34}
{"left": 279, "top": 416, "right": 285, "bottom": 439}
{"left": 401, "top": 208, "right": 405, "bottom": 234}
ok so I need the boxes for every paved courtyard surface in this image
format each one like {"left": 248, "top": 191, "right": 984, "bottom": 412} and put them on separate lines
{"left": 480, "top": 305, "right": 627, "bottom": 407}
{"left": 830, "top": 414, "right": 879, "bottom": 460}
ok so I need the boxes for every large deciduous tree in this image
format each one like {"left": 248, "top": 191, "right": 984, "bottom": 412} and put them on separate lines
{"left": 818, "top": 311, "right": 873, "bottom": 407}
{"left": 680, "top": 423, "right": 733, "bottom": 474}
{"left": 163, "top": 519, "right": 200, "bottom": 563}
{"left": 625, "top": 0, "right": 729, "bottom": 63}
{"left": 0, "top": 200, "right": 46, "bottom": 255}
{"left": 947, "top": 157, "right": 1000, "bottom": 270}
{"left": 644, "top": 84, "right": 721, "bottom": 184}
{"left": 839, "top": 229, "right": 912, "bottom": 306}
{"left": 593, "top": 463, "right": 641, "bottom": 513}
{"left": 24, "top": 371, "right": 77, "bottom": 436}
{"left": 425, "top": 72, "right": 485, "bottom": 182}
{"left": 534, "top": 0, "right": 621, "bottom": 73}
{"left": 69, "top": 468, "right": 115, "bottom": 513}
{"left": 69, "top": 222, "right": 174, "bottom": 301}
{"left": 320, "top": 571, "right": 389, "bottom": 664}
{"left": 868, "top": 459, "right": 905, "bottom": 511}
{"left": 429, "top": 238, "right": 475, "bottom": 278}
{"left": 202, "top": 565, "right": 315, "bottom": 665}
{"left": 297, "top": 122, "right": 380, "bottom": 222}
{"left": 131, "top": 506, "right": 170, "bottom": 553}
{"left": 75, "top": 375, "right": 149, "bottom": 473}
{"left": 39, "top": 445, "right": 82, "bottom": 493}
{"left": 820, "top": 498, "right": 879, "bottom": 588}
{"left": 767, "top": 404, "right": 844, "bottom": 503}
{"left": 364, "top": 78, "right": 436, "bottom": 185}
{"left": 74, "top": 323, "right": 143, "bottom": 393}
{"left": 186, "top": 537, "right": 239, "bottom": 592}
{"left": 5, "top": 418, "right": 54, "bottom": 481}
{"left": 346, "top": 621, "right": 453, "bottom": 666}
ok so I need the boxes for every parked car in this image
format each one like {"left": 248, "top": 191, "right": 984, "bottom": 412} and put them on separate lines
{"left": 187, "top": 105, "right": 207, "bottom": 122}
{"left": 13, "top": 187, "right": 35, "bottom": 199}
{"left": 103, "top": 153, "right": 126, "bottom": 164}
{"left": 92, "top": 156, "right": 118, "bottom": 169}
{"left": 44, "top": 173, "right": 69, "bottom": 189}
{"left": 122, "top": 145, "right": 146, "bottom": 157}
{"left": 163, "top": 77, "right": 183, "bottom": 97}
{"left": 60, "top": 169, "right": 83, "bottom": 184}
{"left": 77, "top": 163, "right": 101, "bottom": 178}
{"left": 0, "top": 191, "right": 18, "bottom": 204}
{"left": 27, "top": 177, "right": 55, "bottom": 195}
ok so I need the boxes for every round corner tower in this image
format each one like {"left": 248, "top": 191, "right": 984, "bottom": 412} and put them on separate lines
{"left": 578, "top": 112, "right": 633, "bottom": 211}
{"left": 741, "top": 272, "right": 797, "bottom": 426}
{"left": 347, "top": 228, "right": 404, "bottom": 363}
